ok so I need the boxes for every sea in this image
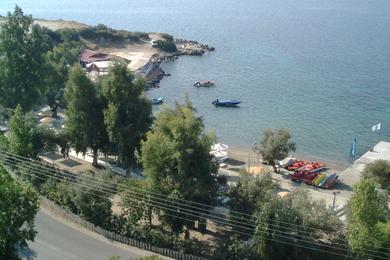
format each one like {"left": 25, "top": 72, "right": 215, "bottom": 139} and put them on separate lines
{"left": 1, "top": 0, "right": 390, "bottom": 167}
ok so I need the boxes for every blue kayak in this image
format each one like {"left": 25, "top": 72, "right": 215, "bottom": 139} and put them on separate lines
{"left": 152, "top": 97, "right": 164, "bottom": 104}
{"left": 212, "top": 99, "right": 241, "bottom": 107}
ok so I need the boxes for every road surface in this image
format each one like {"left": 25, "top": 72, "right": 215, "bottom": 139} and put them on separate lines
{"left": 19, "top": 209, "right": 160, "bottom": 260}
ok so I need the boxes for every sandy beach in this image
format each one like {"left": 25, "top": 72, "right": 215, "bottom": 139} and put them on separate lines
{"left": 226, "top": 145, "right": 349, "bottom": 173}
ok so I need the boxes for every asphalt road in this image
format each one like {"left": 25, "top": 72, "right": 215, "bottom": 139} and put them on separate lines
{"left": 18, "top": 209, "right": 158, "bottom": 260}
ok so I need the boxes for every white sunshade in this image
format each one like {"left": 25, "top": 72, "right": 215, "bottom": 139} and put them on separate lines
{"left": 211, "top": 143, "right": 229, "bottom": 151}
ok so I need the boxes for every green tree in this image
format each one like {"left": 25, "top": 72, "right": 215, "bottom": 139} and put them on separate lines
{"left": 8, "top": 105, "right": 36, "bottom": 157}
{"left": 0, "top": 6, "right": 48, "bottom": 111}
{"left": 102, "top": 64, "right": 152, "bottom": 170}
{"left": 362, "top": 160, "right": 390, "bottom": 190}
{"left": 254, "top": 128, "right": 296, "bottom": 171}
{"left": 347, "top": 179, "right": 390, "bottom": 258}
{"left": 228, "top": 171, "right": 279, "bottom": 236}
{"left": 45, "top": 41, "right": 81, "bottom": 117}
{"left": 65, "top": 65, "right": 109, "bottom": 166}
{"left": 56, "top": 172, "right": 114, "bottom": 228}
{"left": 0, "top": 165, "right": 39, "bottom": 259}
{"left": 253, "top": 189, "right": 343, "bottom": 260}
{"left": 0, "top": 133, "right": 9, "bottom": 151}
{"left": 120, "top": 178, "right": 154, "bottom": 233}
{"left": 141, "top": 100, "right": 219, "bottom": 235}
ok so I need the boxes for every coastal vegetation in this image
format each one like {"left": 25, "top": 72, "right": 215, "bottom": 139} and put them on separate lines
{"left": 102, "top": 64, "right": 153, "bottom": 170}
{"left": 254, "top": 128, "right": 296, "bottom": 171}
{"left": 65, "top": 65, "right": 109, "bottom": 167}
{"left": 141, "top": 100, "right": 220, "bottom": 236}
{"left": 0, "top": 6, "right": 389, "bottom": 260}
{"left": 347, "top": 179, "right": 390, "bottom": 258}
{"left": 155, "top": 33, "right": 177, "bottom": 52}
{"left": 78, "top": 24, "right": 150, "bottom": 43}
{"left": 0, "top": 165, "right": 39, "bottom": 259}
{"left": 0, "top": 6, "right": 48, "bottom": 112}
{"left": 362, "top": 160, "right": 390, "bottom": 190}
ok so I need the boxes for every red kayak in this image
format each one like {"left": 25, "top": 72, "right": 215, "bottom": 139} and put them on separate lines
{"left": 287, "top": 161, "right": 308, "bottom": 171}
{"left": 303, "top": 172, "right": 319, "bottom": 185}
{"left": 299, "top": 162, "right": 326, "bottom": 172}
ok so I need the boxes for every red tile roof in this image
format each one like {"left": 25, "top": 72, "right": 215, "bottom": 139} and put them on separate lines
{"left": 78, "top": 49, "right": 111, "bottom": 63}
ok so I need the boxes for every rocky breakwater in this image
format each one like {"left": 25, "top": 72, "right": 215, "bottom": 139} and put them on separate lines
{"left": 145, "top": 38, "right": 215, "bottom": 89}
{"left": 175, "top": 38, "right": 215, "bottom": 56}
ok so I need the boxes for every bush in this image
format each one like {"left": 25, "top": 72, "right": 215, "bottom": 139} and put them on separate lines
{"left": 155, "top": 40, "right": 177, "bottom": 53}
{"left": 362, "top": 160, "right": 390, "bottom": 189}
{"left": 78, "top": 25, "right": 149, "bottom": 43}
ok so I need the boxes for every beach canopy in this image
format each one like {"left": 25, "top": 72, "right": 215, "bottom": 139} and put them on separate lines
{"left": 211, "top": 143, "right": 229, "bottom": 151}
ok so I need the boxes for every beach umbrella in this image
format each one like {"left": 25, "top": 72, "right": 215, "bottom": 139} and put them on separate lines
{"left": 211, "top": 143, "right": 229, "bottom": 151}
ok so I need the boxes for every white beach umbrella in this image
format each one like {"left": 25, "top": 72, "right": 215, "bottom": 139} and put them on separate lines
{"left": 211, "top": 143, "right": 229, "bottom": 151}
{"left": 210, "top": 150, "right": 228, "bottom": 161}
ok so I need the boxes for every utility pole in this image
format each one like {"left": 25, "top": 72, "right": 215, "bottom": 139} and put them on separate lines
{"left": 332, "top": 191, "right": 340, "bottom": 211}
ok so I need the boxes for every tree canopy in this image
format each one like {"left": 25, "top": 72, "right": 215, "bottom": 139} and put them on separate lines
{"left": 8, "top": 105, "right": 36, "bottom": 157}
{"left": 347, "top": 179, "right": 390, "bottom": 258}
{"left": 45, "top": 41, "right": 81, "bottom": 117}
{"left": 0, "top": 6, "right": 48, "bottom": 111}
{"left": 253, "top": 189, "right": 343, "bottom": 260}
{"left": 102, "top": 64, "right": 152, "bottom": 170}
{"left": 362, "top": 160, "right": 390, "bottom": 190}
{"left": 254, "top": 128, "right": 296, "bottom": 168}
{"left": 141, "top": 100, "right": 219, "bottom": 234}
{"left": 65, "top": 65, "right": 109, "bottom": 166}
{"left": 0, "top": 165, "right": 39, "bottom": 259}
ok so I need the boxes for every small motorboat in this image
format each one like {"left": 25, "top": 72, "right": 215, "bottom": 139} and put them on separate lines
{"left": 194, "top": 80, "right": 215, "bottom": 87}
{"left": 212, "top": 99, "right": 241, "bottom": 107}
{"left": 152, "top": 97, "right": 164, "bottom": 105}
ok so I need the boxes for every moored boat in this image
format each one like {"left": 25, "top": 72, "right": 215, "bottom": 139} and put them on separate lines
{"left": 152, "top": 97, "right": 164, "bottom": 105}
{"left": 194, "top": 80, "right": 215, "bottom": 87}
{"left": 212, "top": 99, "right": 241, "bottom": 107}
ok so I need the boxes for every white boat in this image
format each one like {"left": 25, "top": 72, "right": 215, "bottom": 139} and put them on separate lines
{"left": 194, "top": 80, "right": 215, "bottom": 87}
{"left": 152, "top": 97, "right": 164, "bottom": 104}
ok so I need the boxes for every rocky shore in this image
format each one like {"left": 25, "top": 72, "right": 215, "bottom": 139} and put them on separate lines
{"left": 144, "top": 39, "right": 215, "bottom": 89}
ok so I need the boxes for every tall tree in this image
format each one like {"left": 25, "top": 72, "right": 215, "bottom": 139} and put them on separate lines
{"left": 228, "top": 171, "right": 279, "bottom": 236}
{"left": 0, "top": 6, "right": 48, "bottom": 111}
{"left": 254, "top": 128, "right": 296, "bottom": 171}
{"left": 102, "top": 64, "right": 152, "bottom": 170}
{"left": 8, "top": 105, "right": 36, "bottom": 157}
{"left": 0, "top": 165, "right": 39, "bottom": 259}
{"left": 45, "top": 41, "right": 81, "bottom": 117}
{"left": 347, "top": 179, "right": 390, "bottom": 258}
{"left": 141, "top": 100, "right": 219, "bottom": 235}
{"left": 65, "top": 65, "right": 108, "bottom": 166}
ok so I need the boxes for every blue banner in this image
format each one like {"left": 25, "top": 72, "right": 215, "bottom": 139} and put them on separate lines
{"left": 350, "top": 138, "right": 356, "bottom": 158}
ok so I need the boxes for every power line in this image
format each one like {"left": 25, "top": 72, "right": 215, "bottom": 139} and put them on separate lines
{"left": 2, "top": 158, "right": 388, "bottom": 259}
{"left": 1, "top": 150, "right": 389, "bottom": 258}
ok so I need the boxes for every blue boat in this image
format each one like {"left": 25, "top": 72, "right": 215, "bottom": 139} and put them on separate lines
{"left": 212, "top": 99, "right": 241, "bottom": 107}
{"left": 152, "top": 97, "right": 164, "bottom": 105}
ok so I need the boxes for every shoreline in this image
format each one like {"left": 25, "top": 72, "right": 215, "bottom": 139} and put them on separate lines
{"left": 227, "top": 145, "right": 350, "bottom": 172}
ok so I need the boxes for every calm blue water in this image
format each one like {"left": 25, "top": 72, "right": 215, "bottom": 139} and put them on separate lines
{"left": 1, "top": 0, "right": 390, "bottom": 166}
